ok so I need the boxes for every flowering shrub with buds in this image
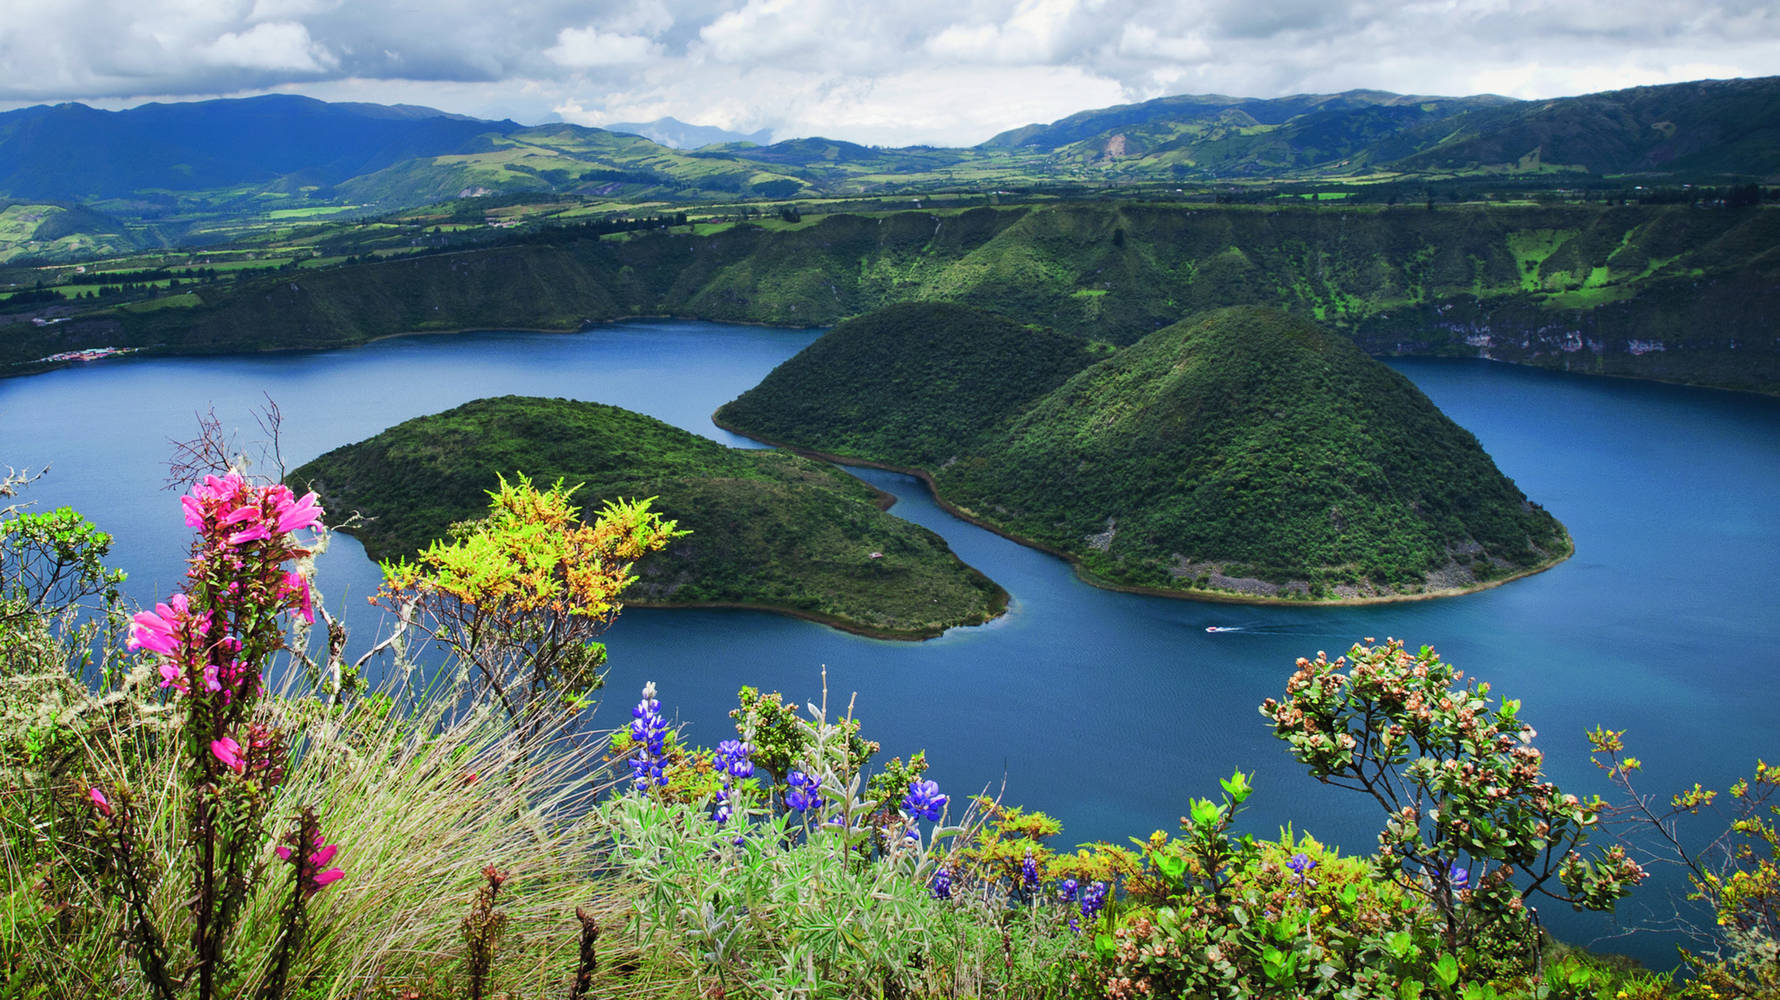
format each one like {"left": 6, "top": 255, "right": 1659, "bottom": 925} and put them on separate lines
{"left": 1261, "top": 639, "right": 1647, "bottom": 960}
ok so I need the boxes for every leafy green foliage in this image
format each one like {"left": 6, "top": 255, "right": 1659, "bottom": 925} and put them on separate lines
{"left": 380, "top": 474, "right": 681, "bottom": 721}
{"left": 290, "top": 396, "right": 1005, "bottom": 637}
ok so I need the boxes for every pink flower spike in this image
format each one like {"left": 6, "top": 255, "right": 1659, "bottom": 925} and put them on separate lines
{"left": 275, "top": 845, "right": 293, "bottom": 861}
{"left": 88, "top": 787, "right": 112, "bottom": 816}
{"left": 310, "top": 843, "right": 339, "bottom": 867}
{"left": 180, "top": 495, "right": 205, "bottom": 528}
{"left": 211, "top": 737, "right": 246, "bottom": 773}
{"left": 312, "top": 867, "right": 345, "bottom": 890}
{"left": 275, "top": 491, "right": 323, "bottom": 534}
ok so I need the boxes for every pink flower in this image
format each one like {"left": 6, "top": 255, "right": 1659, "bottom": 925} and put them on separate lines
{"left": 275, "top": 490, "right": 323, "bottom": 535}
{"left": 128, "top": 596, "right": 185, "bottom": 656}
{"left": 211, "top": 736, "right": 246, "bottom": 773}
{"left": 281, "top": 571, "right": 314, "bottom": 624}
{"left": 88, "top": 787, "right": 112, "bottom": 816}
{"left": 218, "top": 504, "right": 263, "bottom": 528}
{"left": 226, "top": 523, "right": 271, "bottom": 546}
{"left": 277, "top": 832, "right": 345, "bottom": 895}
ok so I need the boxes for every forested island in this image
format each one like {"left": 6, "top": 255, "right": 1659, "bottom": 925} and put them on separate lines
{"left": 719, "top": 304, "right": 1571, "bottom": 601}
{"left": 288, "top": 396, "right": 1006, "bottom": 638}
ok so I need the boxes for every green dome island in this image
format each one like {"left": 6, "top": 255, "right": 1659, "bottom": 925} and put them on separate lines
{"left": 716, "top": 303, "right": 1571, "bottom": 603}
{"left": 287, "top": 396, "right": 1006, "bottom": 639}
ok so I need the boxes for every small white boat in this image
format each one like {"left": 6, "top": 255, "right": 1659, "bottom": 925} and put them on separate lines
{"left": 1205, "top": 625, "right": 1238, "bottom": 633}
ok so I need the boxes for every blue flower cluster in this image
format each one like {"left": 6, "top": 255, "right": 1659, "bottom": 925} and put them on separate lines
{"left": 1448, "top": 861, "right": 1470, "bottom": 892}
{"left": 901, "top": 779, "right": 948, "bottom": 822}
{"left": 1079, "top": 881, "right": 1108, "bottom": 920}
{"left": 711, "top": 739, "right": 754, "bottom": 838}
{"left": 714, "top": 740, "right": 754, "bottom": 780}
{"left": 1021, "top": 850, "right": 1040, "bottom": 891}
{"left": 785, "top": 770, "right": 822, "bottom": 813}
{"left": 629, "top": 683, "right": 669, "bottom": 793}
{"left": 930, "top": 866, "right": 953, "bottom": 900}
{"left": 1287, "top": 852, "right": 1316, "bottom": 881}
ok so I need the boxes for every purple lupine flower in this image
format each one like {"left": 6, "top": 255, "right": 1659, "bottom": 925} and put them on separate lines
{"left": 1021, "top": 850, "right": 1040, "bottom": 890}
{"left": 628, "top": 682, "right": 669, "bottom": 792}
{"left": 715, "top": 739, "right": 754, "bottom": 779}
{"left": 1079, "top": 881, "right": 1108, "bottom": 919}
{"left": 1448, "top": 861, "right": 1470, "bottom": 891}
{"left": 1058, "top": 877, "right": 1079, "bottom": 903}
{"left": 712, "top": 786, "right": 733, "bottom": 826}
{"left": 901, "top": 778, "right": 947, "bottom": 822}
{"left": 1287, "top": 852, "right": 1318, "bottom": 884}
{"left": 930, "top": 867, "right": 953, "bottom": 900}
{"left": 784, "top": 770, "right": 822, "bottom": 813}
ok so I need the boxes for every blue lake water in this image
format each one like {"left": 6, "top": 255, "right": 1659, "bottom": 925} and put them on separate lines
{"left": 3, "top": 320, "right": 1776, "bottom": 964}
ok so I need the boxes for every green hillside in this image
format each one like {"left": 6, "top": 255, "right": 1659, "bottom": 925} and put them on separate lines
{"left": 713, "top": 302, "right": 1102, "bottom": 467}
{"left": 1, "top": 76, "right": 1776, "bottom": 252}
{"left": 287, "top": 396, "right": 1006, "bottom": 638}
{"left": 721, "top": 306, "right": 1570, "bottom": 601}
{"left": 6, "top": 201, "right": 1777, "bottom": 393}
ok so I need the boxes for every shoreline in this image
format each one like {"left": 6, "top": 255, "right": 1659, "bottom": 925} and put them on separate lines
{"left": 5, "top": 310, "right": 1776, "bottom": 399}
{"left": 621, "top": 595, "right": 999, "bottom": 642}
{"left": 710, "top": 416, "right": 1575, "bottom": 608}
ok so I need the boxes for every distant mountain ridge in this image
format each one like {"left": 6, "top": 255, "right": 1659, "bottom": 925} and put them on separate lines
{"left": 604, "top": 116, "right": 773, "bottom": 149}
{"left": 0, "top": 95, "right": 524, "bottom": 200}
{"left": 0, "top": 76, "right": 1774, "bottom": 246}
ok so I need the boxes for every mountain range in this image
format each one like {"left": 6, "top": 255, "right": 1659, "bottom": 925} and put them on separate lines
{"left": 0, "top": 75, "right": 1774, "bottom": 244}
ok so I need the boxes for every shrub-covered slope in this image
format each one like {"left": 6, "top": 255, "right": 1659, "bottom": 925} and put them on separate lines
{"left": 720, "top": 306, "right": 1568, "bottom": 601}
{"left": 714, "top": 302, "right": 1101, "bottom": 468}
{"left": 287, "top": 396, "right": 1005, "bottom": 638}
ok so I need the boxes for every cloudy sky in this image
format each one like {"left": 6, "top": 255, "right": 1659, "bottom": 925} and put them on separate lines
{"left": 1, "top": 0, "right": 1775, "bottom": 146}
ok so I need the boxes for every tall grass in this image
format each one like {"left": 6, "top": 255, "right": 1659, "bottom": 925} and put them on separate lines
{"left": 3, "top": 655, "right": 645, "bottom": 999}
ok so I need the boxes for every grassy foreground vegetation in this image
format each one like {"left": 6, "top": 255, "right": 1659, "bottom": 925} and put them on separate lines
{"left": 721, "top": 305, "right": 1570, "bottom": 601}
{"left": 4, "top": 465, "right": 1776, "bottom": 999}
{"left": 288, "top": 396, "right": 1005, "bottom": 639}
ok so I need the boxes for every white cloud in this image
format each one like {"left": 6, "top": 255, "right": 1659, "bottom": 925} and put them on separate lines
{"left": 546, "top": 27, "right": 663, "bottom": 67}
{"left": 203, "top": 21, "right": 336, "bottom": 72}
{"left": 0, "top": 0, "right": 1775, "bottom": 145}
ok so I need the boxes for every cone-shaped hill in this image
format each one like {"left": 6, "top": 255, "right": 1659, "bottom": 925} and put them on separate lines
{"left": 287, "top": 396, "right": 1005, "bottom": 638}
{"left": 714, "top": 302, "right": 1103, "bottom": 469}
{"left": 720, "top": 305, "right": 1569, "bottom": 601}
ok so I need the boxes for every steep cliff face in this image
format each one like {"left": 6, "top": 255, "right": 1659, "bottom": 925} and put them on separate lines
{"left": 10, "top": 202, "right": 1776, "bottom": 394}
